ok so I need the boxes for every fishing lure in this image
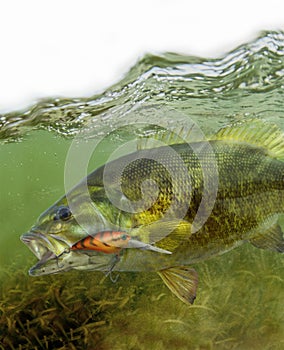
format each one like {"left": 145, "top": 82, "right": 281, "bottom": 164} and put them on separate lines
{"left": 71, "top": 230, "right": 172, "bottom": 254}
{"left": 70, "top": 230, "right": 171, "bottom": 282}
{"left": 71, "top": 231, "right": 131, "bottom": 254}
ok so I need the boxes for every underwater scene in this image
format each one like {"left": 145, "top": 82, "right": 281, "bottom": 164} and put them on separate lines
{"left": 0, "top": 30, "right": 284, "bottom": 349}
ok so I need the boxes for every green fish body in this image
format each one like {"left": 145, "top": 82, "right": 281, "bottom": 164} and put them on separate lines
{"left": 21, "top": 119, "right": 284, "bottom": 304}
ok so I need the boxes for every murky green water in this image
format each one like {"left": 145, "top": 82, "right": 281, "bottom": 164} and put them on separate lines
{"left": 0, "top": 31, "right": 283, "bottom": 349}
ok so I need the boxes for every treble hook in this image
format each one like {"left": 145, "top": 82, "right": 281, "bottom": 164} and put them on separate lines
{"left": 55, "top": 256, "right": 64, "bottom": 269}
{"left": 105, "top": 254, "right": 120, "bottom": 283}
{"left": 108, "top": 270, "right": 120, "bottom": 283}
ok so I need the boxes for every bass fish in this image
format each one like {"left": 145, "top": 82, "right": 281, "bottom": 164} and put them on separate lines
{"left": 21, "top": 119, "right": 284, "bottom": 305}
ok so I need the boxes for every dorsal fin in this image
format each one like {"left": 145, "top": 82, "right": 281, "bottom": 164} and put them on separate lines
{"left": 212, "top": 119, "right": 284, "bottom": 161}
{"left": 136, "top": 124, "right": 200, "bottom": 150}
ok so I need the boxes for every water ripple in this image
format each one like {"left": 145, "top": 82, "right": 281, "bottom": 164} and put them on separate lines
{"left": 1, "top": 30, "right": 284, "bottom": 142}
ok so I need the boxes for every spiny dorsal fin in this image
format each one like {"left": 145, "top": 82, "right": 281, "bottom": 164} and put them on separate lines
{"left": 158, "top": 266, "right": 198, "bottom": 305}
{"left": 136, "top": 124, "right": 200, "bottom": 150}
{"left": 212, "top": 119, "right": 284, "bottom": 161}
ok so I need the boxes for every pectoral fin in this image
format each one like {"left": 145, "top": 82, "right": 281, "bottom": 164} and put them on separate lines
{"left": 157, "top": 266, "right": 198, "bottom": 305}
{"left": 132, "top": 220, "right": 192, "bottom": 253}
{"left": 250, "top": 223, "right": 284, "bottom": 253}
{"left": 126, "top": 239, "right": 172, "bottom": 254}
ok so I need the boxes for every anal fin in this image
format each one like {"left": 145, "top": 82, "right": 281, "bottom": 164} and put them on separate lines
{"left": 157, "top": 266, "right": 198, "bottom": 305}
{"left": 250, "top": 223, "right": 284, "bottom": 253}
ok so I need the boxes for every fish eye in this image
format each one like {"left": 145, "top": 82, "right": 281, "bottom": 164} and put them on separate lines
{"left": 54, "top": 206, "right": 72, "bottom": 221}
{"left": 121, "top": 234, "right": 127, "bottom": 240}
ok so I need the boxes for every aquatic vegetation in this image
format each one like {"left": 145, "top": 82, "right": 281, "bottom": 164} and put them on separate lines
{"left": 0, "top": 246, "right": 283, "bottom": 349}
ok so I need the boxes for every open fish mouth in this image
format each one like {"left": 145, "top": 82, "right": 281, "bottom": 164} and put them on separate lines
{"left": 21, "top": 231, "right": 116, "bottom": 276}
{"left": 20, "top": 232, "right": 58, "bottom": 269}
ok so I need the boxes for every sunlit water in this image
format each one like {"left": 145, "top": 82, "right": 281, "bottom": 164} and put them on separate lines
{"left": 0, "top": 31, "right": 283, "bottom": 349}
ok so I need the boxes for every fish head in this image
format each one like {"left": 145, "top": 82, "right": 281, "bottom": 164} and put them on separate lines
{"left": 20, "top": 183, "right": 115, "bottom": 275}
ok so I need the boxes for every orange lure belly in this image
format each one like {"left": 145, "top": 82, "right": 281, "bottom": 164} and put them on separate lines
{"left": 71, "top": 231, "right": 131, "bottom": 254}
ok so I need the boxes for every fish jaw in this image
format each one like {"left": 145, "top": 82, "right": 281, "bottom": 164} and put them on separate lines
{"left": 21, "top": 231, "right": 57, "bottom": 259}
{"left": 29, "top": 250, "right": 117, "bottom": 276}
{"left": 21, "top": 231, "right": 118, "bottom": 276}
{"left": 20, "top": 231, "right": 70, "bottom": 274}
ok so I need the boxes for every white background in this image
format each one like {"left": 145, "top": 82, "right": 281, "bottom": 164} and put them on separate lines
{"left": 0, "top": 0, "right": 283, "bottom": 111}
